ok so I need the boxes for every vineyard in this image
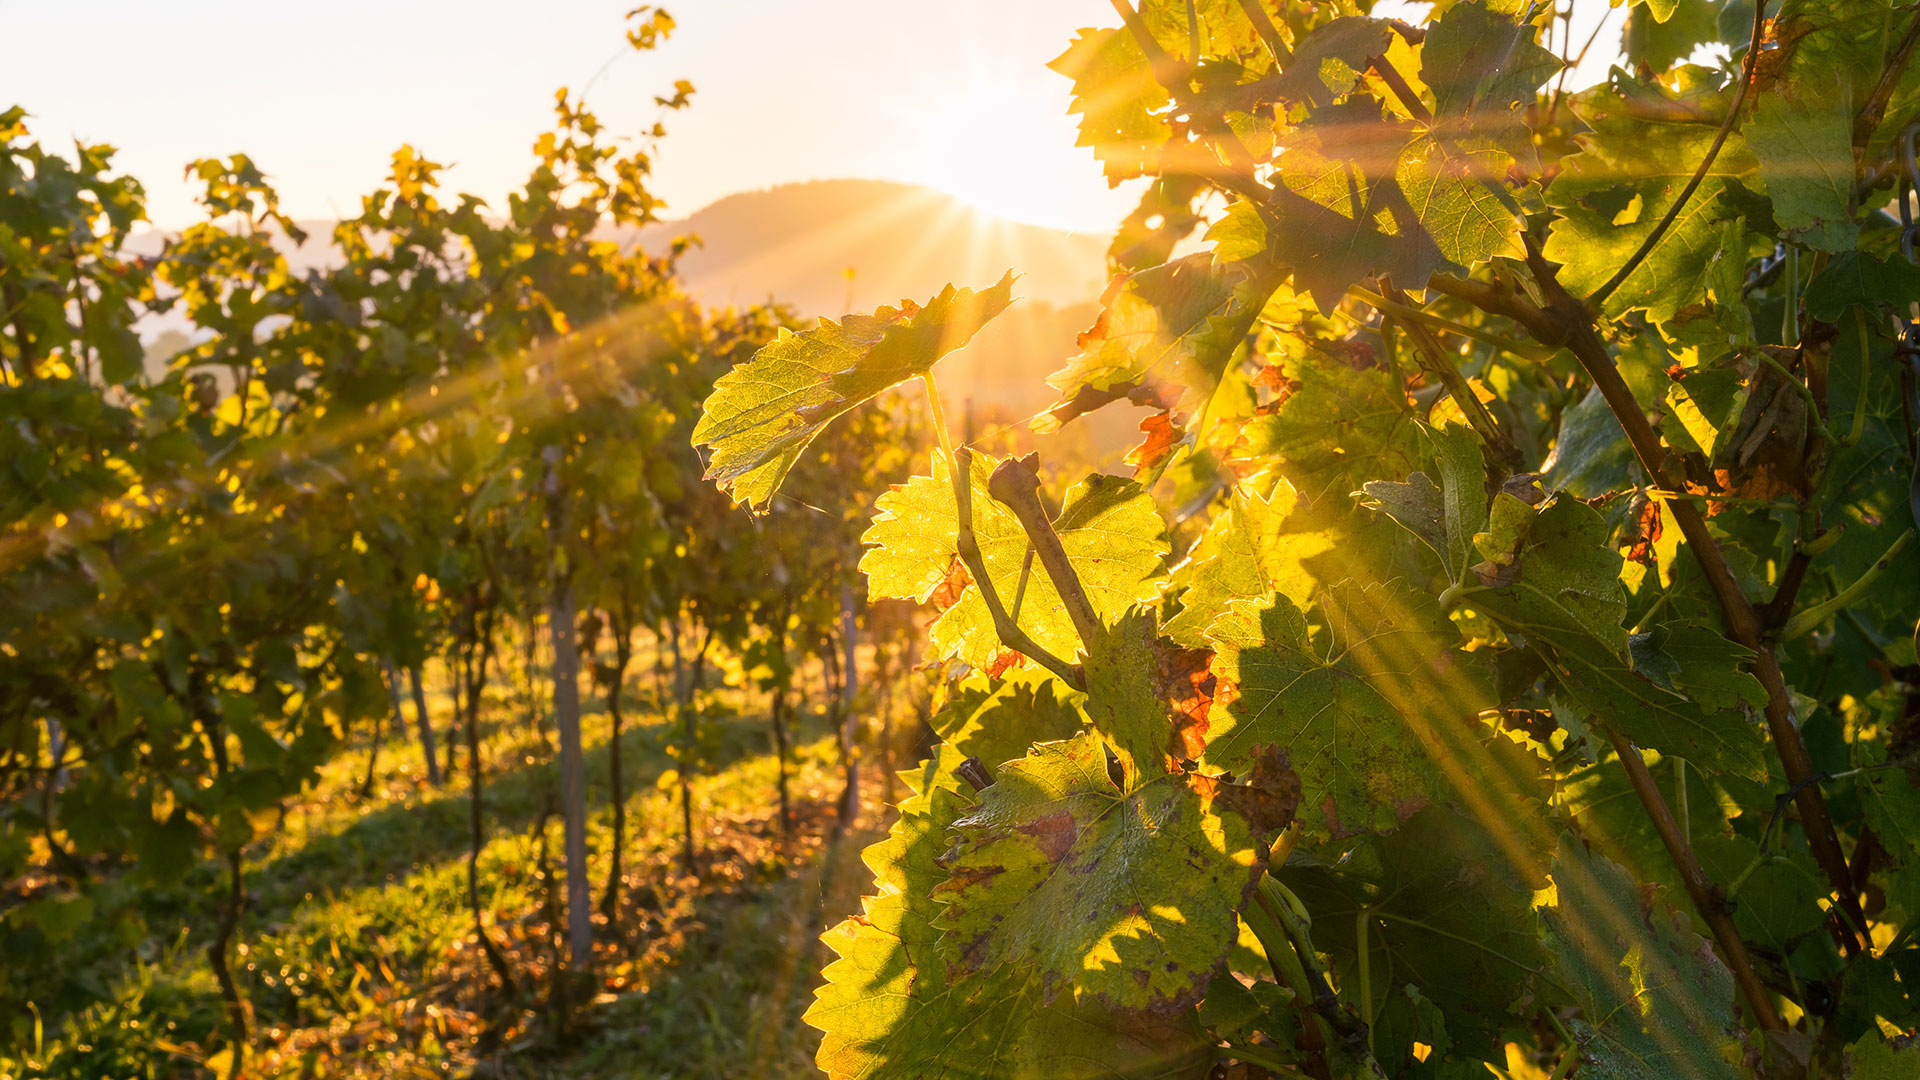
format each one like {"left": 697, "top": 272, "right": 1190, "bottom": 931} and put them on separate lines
{"left": 5, "top": 0, "right": 1920, "bottom": 1078}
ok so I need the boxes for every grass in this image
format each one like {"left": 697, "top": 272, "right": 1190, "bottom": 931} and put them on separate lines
{"left": 2, "top": 643, "right": 904, "bottom": 1079}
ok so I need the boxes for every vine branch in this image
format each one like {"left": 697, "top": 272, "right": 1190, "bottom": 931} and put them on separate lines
{"left": 1603, "top": 726, "right": 1785, "bottom": 1031}
{"left": 925, "top": 375, "right": 1086, "bottom": 689}
{"left": 985, "top": 456, "right": 1103, "bottom": 648}
{"left": 1587, "top": 0, "right": 1768, "bottom": 310}
{"left": 1515, "top": 235, "right": 1870, "bottom": 952}
{"left": 1376, "top": 280, "right": 1525, "bottom": 468}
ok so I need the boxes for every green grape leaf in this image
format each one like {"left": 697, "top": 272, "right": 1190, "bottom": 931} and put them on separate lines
{"left": 1360, "top": 471, "right": 1450, "bottom": 566}
{"left": 1769, "top": 0, "right": 1898, "bottom": 124}
{"left": 1047, "top": 1, "right": 1262, "bottom": 185}
{"left": 1204, "top": 597, "right": 1439, "bottom": 838}
{"left": 1233, "top": 349, "right": 1422, "bottom": 504}
{"left": 692, "top": 275, "right": 1014, "bottom": 508}
{"left": 1855, "top": 743, "right": 1920, "bottom": 868}
{"left": 1544, "top": 75, "right": 1756, "bottom": 320}
{"left": 1557, "top": 629, "right": 1769, "bottom": 779}
{"left": 1162, "top": 479, "right": 1332, "bottom": 648}
{"left": 1694, "top": 833, "right": 1827, "bottom": 956}
{"left": 1205, "top": 199, "right": 1271, "bottom": 264}
{"left": 1247, "top": 4, "right": 1555, "bottom": 311}
{"left": 1049, "top": 27, "right": 1171, "bottom": 184}
{"left": 1542, "top": 386, "right": 1639, "bottom": 499}
{"left": 1280, "top": 805, "right": 1550, "bottom": 1064}
{"left": 1375, "top": 455, "right": 1767, "bottom": 777}
{"left": 1662, "top": 363, "right": 1746, "bottom": 459}
{"left": 1038, "top": 253, "right": 1279, "bottom": 434}
{"left": 809, "top": 745, "right": 1214, "bottom": 1080}
{"left": 930, "top": 673, "right": 1086, "bottom": 777}
{"left": 1848, "top": 1034, "right": 1920, "bottom": 1080}
{"left": 1631, "top": 623, "right": 1767, "bottom": 714}
{"left": 1362, "top": 421, "right": 1487, "bottom": 581}
{"left": 1543, "top": 838, "right": 1746, "bottom": 1080}
{"left": 860, "top": 450, "right": 1169, "bottom": 670}
{"left": 1197, "top": 971, "right": 1297, "bottom": 1044}
{"left": 1271, "top": 17, "right": 1395, "bottom": 108}
{"left": 1267, "top": 99, "right": 1448, "bottom": 309}
{"left": 1394, "top": 134, "right": 1530, "bottom": 267}
{"left": 1804, "top": 251, "right": 1920, "bottom": 321}
{"left": 1746, "top": 92, "right": 1859, "bottom": 252}
{"left": 1421, "top": 0, "right": 1562, "bottom": 147}
{"left": 1079, "top": 609, "right": 1177, "bottom": 787}
{"left": 1625, "top": 0, "right": 1724, "bottom": 73}
{"left": 932, "top": 732, "right": 1262, "bottom": 1011}
{"left": 1467, "top": 498, "right": 1766, "bottom": 776}
{"left": 1468, "top": 496, "right": 1631, "bottom": 658}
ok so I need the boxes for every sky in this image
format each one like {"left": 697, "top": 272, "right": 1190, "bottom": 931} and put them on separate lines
{"left": 1, "top": 1, "right": 1626, "bottom": 236}
{"left": 1, "top": 0, "right": 1146, "bottom": 234}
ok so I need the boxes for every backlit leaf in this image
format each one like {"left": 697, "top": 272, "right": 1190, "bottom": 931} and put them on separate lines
{"left": 1747, "top": 92, "right": 1859, "bottom": 252}
{"left": 692, "top": 275, "right": 1014, "bottom": 508}
{"left": 1542, "top": 838, "right": 1746, "bottom": 1080}
{"left": 932, "top": 732, "right": 1263, "bottom": 1011}
{"left": 1163, "top": 479, "right": 1331, "bottom": 648}
{"left": 1039, "top": 253, "right": 1279, "bottom": 433}
{"left": 1204, "top": 597, "right": 1440, "bottom": 837}
{"left": 860, "top": 450, "right": 1169, "bottom": 670}
{"left": 809, "top": 746, "right": 1215, "bottom": 1079}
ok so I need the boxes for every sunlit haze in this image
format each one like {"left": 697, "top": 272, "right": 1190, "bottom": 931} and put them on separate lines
{"left": 1, "top": 0, "right": 1144, "bottom": 234}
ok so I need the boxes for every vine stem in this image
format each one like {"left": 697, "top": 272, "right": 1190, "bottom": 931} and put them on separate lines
{"left": 924, "top": 369, "right": 957, "bottom": 461}
{"left": 1355, "top": 908, "right": 1374, "bottom": 1054}
{"left": 1604, "top": 726, "right": 1785, "bottom": 1032}
{"left": 1243, "top": 884, "right": 1348, "bottom": 1068}
{"left": 1512, "top": 238, "right": 1869, "bottom": 952}
{"left": 1348, "top": 284, "right": 1557, "bottom": 361}
{"left": 1779, "top": 528, "right": 1915, "bottom": 641}
{"left": 1235, "top": 0, "right": 1294, "bottom": 65}
{"left": 1587, "top": 0, "right": 1767, "bottom": 310}
{"left": 1256, "top": 878, "right": 1377, "bottom": 1060}
{"left": 1376, "top": 280, "right": 1525, "bottom": 468}
{"left": 986, "top": 457, "right": 1102, "bottom": 647}
{"left": 922, "top": 374, "right": 1085, "bottom": 689}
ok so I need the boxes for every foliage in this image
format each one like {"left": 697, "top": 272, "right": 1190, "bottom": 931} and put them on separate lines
{"left": 697, "top": 1, "right": 1920, "bottom": 1077}
{"left": 0, "top": 9, "right": 917, "bottom": 1073}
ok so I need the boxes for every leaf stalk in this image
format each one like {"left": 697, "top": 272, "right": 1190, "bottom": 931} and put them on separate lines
{"left": 986, "top": 456, "right": 1104, "bottom": 649}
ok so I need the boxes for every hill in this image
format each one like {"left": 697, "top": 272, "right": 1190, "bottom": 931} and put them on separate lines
{"left": 129, "top": 179, "right": 1131, "bottom": 461}
{"left": 629, "top": 178, "right": 1108, "bottom": 316}
{"left": 629, "top": 180, "right": 1127, "bottom": 460}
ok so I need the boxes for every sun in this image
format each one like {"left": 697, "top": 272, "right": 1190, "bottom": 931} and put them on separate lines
{"left": 901, "top": 73, "right": 1125, "bottom": 233}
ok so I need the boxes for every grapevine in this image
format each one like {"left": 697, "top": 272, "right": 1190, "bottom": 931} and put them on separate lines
{"left": 694, "top": 2, "right": 1920, "bottom": 1076}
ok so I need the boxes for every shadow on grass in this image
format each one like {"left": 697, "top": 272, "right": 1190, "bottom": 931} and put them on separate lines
{"left": 502, "top": 808, "right": 891, "bottom": 1080}
{"left": 249, "top": 691, "right": 830, "bottom": 914}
